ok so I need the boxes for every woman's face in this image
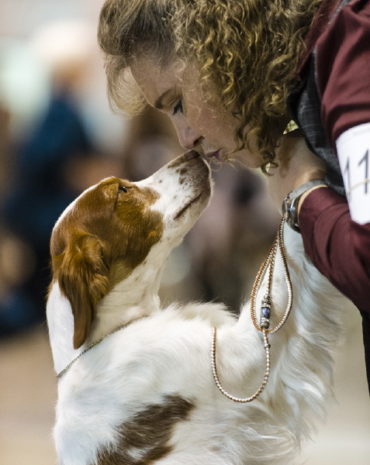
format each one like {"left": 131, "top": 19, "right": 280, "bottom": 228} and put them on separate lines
{"left": 130, "top": 55, "right": 263, "bottom": 168}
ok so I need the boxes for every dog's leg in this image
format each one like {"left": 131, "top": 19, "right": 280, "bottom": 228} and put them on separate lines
{"left": 210, "top": 225, "right": 346, "bottom": 461}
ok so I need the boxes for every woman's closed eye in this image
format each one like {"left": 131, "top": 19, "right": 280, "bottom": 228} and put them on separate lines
{"left": 172, "top": 99, "right": 183, "bottom": 115}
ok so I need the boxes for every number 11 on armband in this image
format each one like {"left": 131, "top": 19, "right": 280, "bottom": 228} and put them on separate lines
{"left": 337, "top": 123, "right": 370, "bottom": 225}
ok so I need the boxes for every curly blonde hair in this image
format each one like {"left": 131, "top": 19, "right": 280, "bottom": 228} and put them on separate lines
{"left": 173, "top": 0, "right": 321, "bottom": 170}
{"left": 98, "top": 0, "right": 321, "bottom": 169}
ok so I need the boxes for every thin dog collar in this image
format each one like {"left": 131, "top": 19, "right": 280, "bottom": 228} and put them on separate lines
{"left": 57, "top": 318, "right": 144, "bottom": 379}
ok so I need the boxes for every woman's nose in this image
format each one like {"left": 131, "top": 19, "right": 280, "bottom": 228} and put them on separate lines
{"left": 176, "top": 124, "right": 203, "bottom": 150}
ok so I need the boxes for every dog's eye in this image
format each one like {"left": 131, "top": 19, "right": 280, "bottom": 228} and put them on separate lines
{"left": 118, "top": 185, "right": 128, "bottom": 193}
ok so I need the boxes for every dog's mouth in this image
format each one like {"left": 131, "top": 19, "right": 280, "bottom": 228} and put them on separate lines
{"left": 174, "top": 193, "right": 203, "bottom": 220}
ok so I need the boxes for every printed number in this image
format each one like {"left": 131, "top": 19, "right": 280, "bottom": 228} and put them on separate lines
{"left": 343, "top": 157, "right": 351, "bottom": 199}
{"left": 343, "top": 149, "right": 370, "bottom": 198}
{"left": 336, "top": 124, "right": 370, "bottom": 224}
{"left": 358, "top": 149, "right": 369, "bottom": 194}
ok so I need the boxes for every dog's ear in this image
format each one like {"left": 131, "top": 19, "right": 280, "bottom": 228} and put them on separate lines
{"left": 53, "top": 232, "right": 110, "bottom": 349}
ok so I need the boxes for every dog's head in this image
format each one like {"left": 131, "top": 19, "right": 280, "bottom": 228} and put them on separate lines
{"left": 49, "top": 151, "right": 211, "bottom": 348}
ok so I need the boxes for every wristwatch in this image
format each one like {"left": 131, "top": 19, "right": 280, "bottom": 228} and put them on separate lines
{"left": 282, "top": 179, "right": 327, "bottom": 231}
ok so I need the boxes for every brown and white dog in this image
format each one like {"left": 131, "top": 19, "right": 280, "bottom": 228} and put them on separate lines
{"left": 47, "top": 151, "right": 345, "bottom": 465}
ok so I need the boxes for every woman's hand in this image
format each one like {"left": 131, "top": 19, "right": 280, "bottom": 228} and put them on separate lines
{"left": 265, "top": 132, "right": 326, "bottom": 213}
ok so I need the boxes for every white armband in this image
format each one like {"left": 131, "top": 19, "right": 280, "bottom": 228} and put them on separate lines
{"left": 336, "top": 123, "right": 370, "bottom": 225}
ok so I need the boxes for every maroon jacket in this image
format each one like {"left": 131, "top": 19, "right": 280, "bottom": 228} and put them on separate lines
{"left": 292, "top": 0, "right": 370, "bottom": 390}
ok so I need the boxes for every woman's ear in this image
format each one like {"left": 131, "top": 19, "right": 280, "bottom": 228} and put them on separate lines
{"left": 54, "top": 233, "right": 110, "bottom": 349}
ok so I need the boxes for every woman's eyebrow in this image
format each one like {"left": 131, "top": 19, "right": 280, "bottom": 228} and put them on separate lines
{"left": 154, "top": 89, "right": 174, "bottom": 109}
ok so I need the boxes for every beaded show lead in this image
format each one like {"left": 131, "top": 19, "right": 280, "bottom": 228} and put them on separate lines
{"left": 211, "top": 218, "right": 293, "bottom": 403}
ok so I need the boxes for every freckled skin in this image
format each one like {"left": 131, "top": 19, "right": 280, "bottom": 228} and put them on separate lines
{"left": 131, "top": 56, "right": 263, "bottom": 167}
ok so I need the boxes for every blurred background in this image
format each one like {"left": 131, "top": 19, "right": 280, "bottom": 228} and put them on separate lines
{"left": 0, "top": 1, "right": 368, "bottom": 464}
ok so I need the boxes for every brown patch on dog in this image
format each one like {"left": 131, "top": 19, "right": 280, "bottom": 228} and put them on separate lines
{"left": 96, "top": 395, "right": 194, "bottom": 465}
{"left": 50, "top": 177, "right": 163, "bottom": 348}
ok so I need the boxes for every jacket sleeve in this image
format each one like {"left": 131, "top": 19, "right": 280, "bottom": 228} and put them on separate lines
{"left": 299, "top": 187, "right": 370, "bottom": 311}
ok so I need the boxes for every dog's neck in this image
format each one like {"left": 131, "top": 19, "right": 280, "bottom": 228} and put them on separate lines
{"left": 88, "top": 263, "right": 163, "bottom": 344}
{"left": 47, "top": 260, "right": 164, "bottom": 375}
